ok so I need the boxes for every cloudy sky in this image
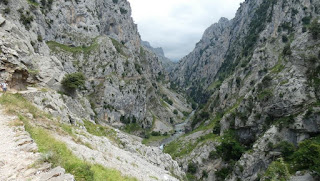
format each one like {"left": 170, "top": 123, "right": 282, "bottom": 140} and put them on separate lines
{"left": 128, "top": 0, "right": 244, "bottom": 61}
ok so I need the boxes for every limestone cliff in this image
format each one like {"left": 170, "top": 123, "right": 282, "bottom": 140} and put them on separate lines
{"left": 0, "top": 0, "right": 188, "bottom": 180}
{"left": 168, "top": 0, "right": 320, "bottom": 180}
{"left": 0, "top": 0, "right": 191, "bottom": 135}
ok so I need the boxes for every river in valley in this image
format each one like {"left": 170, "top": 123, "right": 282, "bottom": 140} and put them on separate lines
{"left": 160, "top": 111, "right": 195, "bottom": 150}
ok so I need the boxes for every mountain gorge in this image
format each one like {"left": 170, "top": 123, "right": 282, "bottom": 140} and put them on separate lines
{"left": 0, "top": 0, "right": 320, "bottom": 180}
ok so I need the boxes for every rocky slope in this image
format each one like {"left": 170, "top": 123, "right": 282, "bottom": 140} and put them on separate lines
{"left": 168, "top": 0, "right": 320, "bottom": 180}
{"left": 0, "top": 90, "right": 186, "bottom": 180}
{"left": 0, "top": 0, "right": 189, "bottom": 180}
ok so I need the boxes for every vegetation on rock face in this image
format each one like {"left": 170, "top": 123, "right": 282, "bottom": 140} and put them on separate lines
{"left": 215, "top": 167, "right": 232, "bottom": 181}
{"left": 273, "top": 141, "right": 295, "bottom": 160}
{"left": 291, "top": 136, "right": 320, "bottom": 175}
{"left": 0, "top": 0, "right": 9, "bottom": 5}
{"left": 283, "top": 43, "right": 292, "bottom": 56}
{"left": 110, "top": 38, "right": 127, "bottom": 57}
{"left": 46, "top": 38, "right": 99, "bottom": 56}
{"left": 310, "top": 19, "right": 320, "bottom": 39}
{"left": 214, "top": 131, "right": 245, "bottom": 162}
{"left": 120, "top": 7, "right": 128, "bottom": 14}
{"left": 262, "top": 158, "right": 290, "bottom": 181}
{"left": 18, "top": 8, "right": 34, "bottom": 30}
{"left": 61, "top": 72, "right": 86, "bottom": 92}
{"left": 187, "top": 162, "right": 197, "bottom": 174}
{"left": 262, "top": 136, "right": 320, "bottom": 179}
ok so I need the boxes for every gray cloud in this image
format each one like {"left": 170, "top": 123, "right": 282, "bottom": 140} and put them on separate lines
{"left": 128, "top": 0, "right": 244, "bottom": 61}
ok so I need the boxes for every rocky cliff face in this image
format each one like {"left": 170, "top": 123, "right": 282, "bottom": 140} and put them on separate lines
{"left": 0, "top": 0, "right": 188, "bottom": 180}
{"left": 171, "top": 17, "right": 232, "bottom": 102}
{"left": 168, "top": 0, "right": 320, "bottom": 180}
{"left": 0, "top": 0, "right": 191, "bottom": 135}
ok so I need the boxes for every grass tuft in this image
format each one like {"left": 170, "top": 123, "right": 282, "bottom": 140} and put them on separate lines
{"left": 46, "top": 37, "right": 99, "bottom": 56}
{"left": 0, "top": 93, "right": 50, "bottom": 119}
{"left": 83, "top": 120, "right": 123, "bottom": 146}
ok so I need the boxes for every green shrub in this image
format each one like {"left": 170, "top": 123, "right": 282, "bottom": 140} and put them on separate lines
{"left": 302, "top": 16, "right": 312, "bottom": 25}
{"left": 212, "top": 123, "right": 221, "bottom": 134}
{"left": 282, "top": 35, "right": 288, "bottom": 43}
{"left": 191, "top": 103, "right": 197, "bottom": 109}
{"left": 200, "top": 112, "right": 209, "bottom": 119}
{"left": 182, "top": 111, "right": 189, "bottom": 117}
{"left": 120, "top": 8, "right": 127, "bottom": 14}
{"left": 262, "top": 158, "right": 290, "bottom": 181}
{"left": 151, "top": 131, "right": 161, "bottom": 136}
{"left": 216, "top": 167, "right": 231, "bottom": 181}
{"left": 112, "top": 0, "right": 118, "bottom": 3}
{"left": 173, "top": 109, "right": 178, "bottom": 115}
{"left": 120, "top": 116, "right": 130, "bottom": 124}
{"left": 302, "top": 26, "right": 307, "bottom": 33}
{"left": 202, "top": 170, "right": 208, "bottom": 178}
{"left": 163, "top": 95, "right": 173, "bottom": 105}
{"left": 187, "top": 162, "right": 197, "bottom": 174}
{"left": 310, "top": 19, "right": 320, "bottom": 39}
{"left": 37, "top": 35, "right": 43, "bottom": 42}
{"left": 216, "top": 132, "right": 245, "bottom": 162}
{"left": 19, "top": 10, "right": 34, "bottom": 30}
{"left": 283, "top": 44, "right": 292, "bottom": 56}
{"left": 209, "top": 150, "right": 217, "bottom": 159}
{"left": 61, "top": 72, "right": 85, "bottom": 92}
{"left": 134, "top": 63, "right": 142, "bottom": 74}
{"left": 1, "top": 0, "right": 9, "bottom": 5}
{"left": 236, "top": 77, "right": 241, "bottom": 87}
{"left": 262, "top": 75, "right": 272, "bottom": 87}
{"left": 257, "top": 89, "right": 273, "bottom": 101}
{"left": 291, "top": 136, "right": 320, "bottom": 174}
{"left": 274, "top": 141, "right": 295, "bottom": 160}
{"left": 4, "top": 7, "right": 10, "bottom": 14}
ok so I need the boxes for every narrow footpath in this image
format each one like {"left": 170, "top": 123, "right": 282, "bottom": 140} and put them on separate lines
{"left": 0, "top": 92, "right": 74, "bottom": 181}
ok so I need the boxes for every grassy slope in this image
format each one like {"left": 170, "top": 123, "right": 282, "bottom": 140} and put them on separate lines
{"left": 0, "top": 93, "right": 137, "bottom": 181}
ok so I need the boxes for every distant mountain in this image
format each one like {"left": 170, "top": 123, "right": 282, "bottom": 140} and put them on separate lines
{"left": 141, "top": 41, "right": 176, "bottom": 72}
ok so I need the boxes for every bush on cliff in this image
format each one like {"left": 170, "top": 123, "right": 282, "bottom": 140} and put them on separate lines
{"left": 61, "top": 72, "right": 85, "bottom": 93}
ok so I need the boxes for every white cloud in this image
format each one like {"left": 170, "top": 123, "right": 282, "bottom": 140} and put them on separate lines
{"left": 128, "top": 0, "right": 244, "bottom": 61}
